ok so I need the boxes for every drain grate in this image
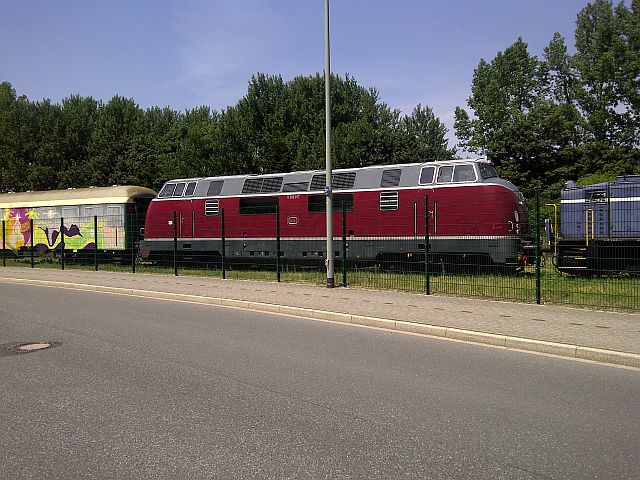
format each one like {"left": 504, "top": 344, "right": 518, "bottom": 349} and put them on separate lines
{"left": 6, "top": 342, "right": 62, "bottom": 354}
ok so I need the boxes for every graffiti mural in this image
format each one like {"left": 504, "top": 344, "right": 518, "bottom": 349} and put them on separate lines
{"left": 1, "top": 206, "right": 126, "bottom": 253}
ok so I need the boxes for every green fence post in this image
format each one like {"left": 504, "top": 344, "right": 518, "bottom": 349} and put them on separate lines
{"left": 131, "top": 214, "right": 136, "bottom": 274}
{"left": 173, "top": 211, "right": 178, "bottom": 276}
{"left": 342, "top": 201, "right": 347, "bottom": 287}
{"left": 30, "top": 218, "right": 34, "bottom": 268}
{"left": 276, "top": 204, "right": 281, "bottom": 282}
{"left": 535, "top": 191, "right": 541, "bottom": 305}
{"left": 425, "top": 195, "right": 430, "bottom": 295}
{"left": 94, "top": 215, "right": 98, "bottom": 271}
{"left": 221, "top": 208, "right": 226, "bottom": 280}
{"left": 2, "top": 220, "right": 5, "bottom": 267}
{"left": 60, "top": 217, "right": 65, "bottom": 270}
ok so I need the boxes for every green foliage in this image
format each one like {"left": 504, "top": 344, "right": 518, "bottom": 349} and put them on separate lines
{"left": 0, "top": 74, "right": 455, "bottom": 193}
{"left": 456, "top": 0, "right": 640, "bottom": 192}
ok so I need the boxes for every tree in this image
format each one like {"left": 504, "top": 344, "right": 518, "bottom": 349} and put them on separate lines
{"left": 399, "top": 104, "right": 455, "bottom": 162}
{"left": 58, "top": 94, "right": 99, "bottom": 188}
{"left": 454, "top": 39, "right": 552, "bottom": 187}
{"left": 87, "top": 96, "right": 144, "bottom": 186}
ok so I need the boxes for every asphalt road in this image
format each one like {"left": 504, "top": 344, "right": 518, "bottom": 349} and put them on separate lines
{"left": 1, "top": 284, "right": 639, "bottom": 479}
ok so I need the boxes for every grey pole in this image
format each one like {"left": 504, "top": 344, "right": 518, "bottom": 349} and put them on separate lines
{"left": 325, "top": 0, "right": 335, "bottom": 288}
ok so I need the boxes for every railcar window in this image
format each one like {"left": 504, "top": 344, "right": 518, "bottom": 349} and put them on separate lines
{"left": 173, "top": 183, "right": 187, "bottom": 197}
{"left": 207, "top": 181, "right": 224, "bottom": 196}
{"left": 61, "top": 207, "right": 80, "bottom": 220}
{"left": 453, "top": 164, "right": 477, "bottom": 182}
{"left": 479, "top": 163, "right": 499, "bottom": 179}
{"left": 159, "top": 183, "right": 176, "bottom": 197}
{"left": 308, "top": 194, "right": 353, "bottom": 213}
{"left": 419, "top": 167, "right": 435, "bottom": 184}
{"left": 106, "top": 206, "right": 123, "bottom": 227}
{"left": 239, "top": 197, "right": 278, "bottom": 215}
{"left": 185, "top": 182, "right": 197, "bottom": 196}
{"left": 437, "top": 166, "right": 454, "bottom": 183}
{"left": 84, "top": 206, "right": 103, "bottom": 218}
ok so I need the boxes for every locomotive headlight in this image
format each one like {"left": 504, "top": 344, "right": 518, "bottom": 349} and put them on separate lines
{"left": 513, "top": 210, "right": 520, "bottom": 223}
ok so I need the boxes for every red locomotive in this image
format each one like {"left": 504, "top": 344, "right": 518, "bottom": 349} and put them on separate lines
{"left": 139, "top": 158, "right": 528, "bottom": 272}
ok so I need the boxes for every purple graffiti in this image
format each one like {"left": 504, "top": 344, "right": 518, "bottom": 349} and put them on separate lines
{"left": 39, "top": 225, "right": 83, "bottom": 247}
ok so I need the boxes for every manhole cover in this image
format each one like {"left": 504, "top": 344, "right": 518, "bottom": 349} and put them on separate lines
{"left": 7, "top": 342, "right": 62, "bottom": 354}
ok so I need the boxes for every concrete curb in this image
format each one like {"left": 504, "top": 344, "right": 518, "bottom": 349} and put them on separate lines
{"left": 2, "top": 276, "right": 639, "bottom": 369}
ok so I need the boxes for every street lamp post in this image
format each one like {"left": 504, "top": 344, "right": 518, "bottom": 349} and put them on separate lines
{"left": 325, "top": 0, "right": 335, "bottom": 288}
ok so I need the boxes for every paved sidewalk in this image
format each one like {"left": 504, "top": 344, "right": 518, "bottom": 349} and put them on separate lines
{"left": 1, "top": 267, "right": 639, "bottom": 367}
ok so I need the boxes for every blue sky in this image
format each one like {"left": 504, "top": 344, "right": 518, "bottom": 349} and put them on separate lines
{"left": 2, "top": 1, "right": 593, "bottom": 146}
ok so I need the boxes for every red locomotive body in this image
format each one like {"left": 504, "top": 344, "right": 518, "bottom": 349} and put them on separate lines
{"left": 140, "top": 159, "right": 528, "bottom": 271}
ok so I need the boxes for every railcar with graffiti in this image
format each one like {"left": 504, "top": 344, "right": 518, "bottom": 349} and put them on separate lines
{"left": 0, "top": 186, "right": 156, "bottom": 261}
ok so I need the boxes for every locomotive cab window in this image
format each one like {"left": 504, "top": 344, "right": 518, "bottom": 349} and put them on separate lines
{"left": 453, "top": 164, "right": 477, "bottom": 182}
{"left": 419, "top": 166, "right": 435, "bottom": 184}
{"left": 185, "top": 182, "right": 197, "bottom": 196}
{"left": 173, "top": 182, "right": 187, "bottom": 197}
{"left": 437, "top": 166, "right": 454, "bottom": 183}
{"left": 239, "top": 197, "right": 278, "bottom": 215}
{"left": 308, "top": 194, "right": 353, "bottom": 213}
{"left": 159, "top": 183, "right": 176, "bottom": 197}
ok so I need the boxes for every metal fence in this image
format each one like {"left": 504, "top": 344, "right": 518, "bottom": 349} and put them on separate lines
{"left": 2, "top": 192, "right": 639, "bottom": 312}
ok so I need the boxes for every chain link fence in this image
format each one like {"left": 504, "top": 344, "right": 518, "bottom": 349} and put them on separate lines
{"left": 2, "top": 191, "right": 639, "bottom": 311}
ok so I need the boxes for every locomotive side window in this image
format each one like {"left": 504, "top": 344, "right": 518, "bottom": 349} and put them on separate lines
{"left": 205, "top": 199, "right": 219, "bottom": 216}
{"left": 308, "top": 194, "right": 353, "bottom": 213}
{"left": 586, "top": 189, "right": 607, "bottom": 203}
{"left": 207, "top": 181, "right": 224, "bottom": 196}
{"left": 437, "top": 166, "right": 454, "bottom": 183}
{"left": 173, "top": 182, "right": 187, "bottom": 197}
{"left": 185, "top": 182, "right": 197, "bottom": 196}
{"left": 453, "top": 164, "right": 477, "bottom": 182}
{"left": 159, "top": 183, "right": 176, "bottom": 197}
{"left": 379, "top": 191, "right": 399, "bottom": 211}
{"left": 239, "top": 197, "right": 278, "bottom": 215}
{"left": 419, "top": 167, "right": 435, "bottom": 184}
{"left": 381, "top": 169, "right": 402, "bottom": 187}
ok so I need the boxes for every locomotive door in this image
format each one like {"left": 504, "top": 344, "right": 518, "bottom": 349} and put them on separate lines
{"left": 585, "top": 188, "right": 608, "bottom": 239}
{"left": 180, "top": 201, "right": 194, "bottom": 238}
